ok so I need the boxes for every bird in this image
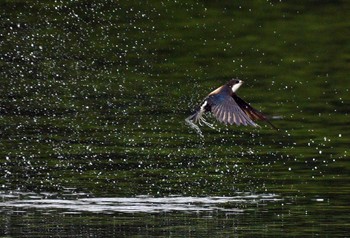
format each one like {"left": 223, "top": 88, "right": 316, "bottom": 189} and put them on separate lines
{"left": 185, "top": 79, "right": 277, "bottom": 136}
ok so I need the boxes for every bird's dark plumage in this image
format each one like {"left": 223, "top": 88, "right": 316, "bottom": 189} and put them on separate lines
{"left": 186, "top": 79, "right": 277, "bottom": 136}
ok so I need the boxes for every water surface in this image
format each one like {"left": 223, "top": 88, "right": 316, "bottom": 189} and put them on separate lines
{"left": 0, "top": 0, "right": 349, "bottom": 237}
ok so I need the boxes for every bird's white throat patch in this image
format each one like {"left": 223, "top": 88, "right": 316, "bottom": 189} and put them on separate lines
{"left": 231, "top": 82, "right": 243, "bottom": 93}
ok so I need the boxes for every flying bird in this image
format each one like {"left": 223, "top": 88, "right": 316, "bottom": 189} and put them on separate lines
{"left": 186, "top": 79, "right": 277, "bottom": 136}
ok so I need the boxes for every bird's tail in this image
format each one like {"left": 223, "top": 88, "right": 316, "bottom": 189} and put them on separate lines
{"left": 186, "top": 110, "right": 201, "bottom": 123}
{"left": 185, "top": 112, "right": 204, "bottom": 138}
{"left": 185, "top": 109, "right": 217, "bottom": 137}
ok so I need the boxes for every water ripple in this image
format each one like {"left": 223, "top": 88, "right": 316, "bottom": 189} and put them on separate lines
{"left": 0, "top": 193, "right": 281, "bottom": 214}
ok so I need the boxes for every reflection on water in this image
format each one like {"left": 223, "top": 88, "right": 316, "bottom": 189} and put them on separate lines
{"left": 0, "top": 192, "right": 280, "bottom": 214}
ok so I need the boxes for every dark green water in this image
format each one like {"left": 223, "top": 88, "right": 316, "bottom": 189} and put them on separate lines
{"left": 0, "top": 0, "right": 349, "bottom": 237}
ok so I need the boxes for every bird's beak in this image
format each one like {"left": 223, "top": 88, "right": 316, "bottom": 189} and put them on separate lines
{"left": 240, "top": 80, "right": 244, "bottom": 84}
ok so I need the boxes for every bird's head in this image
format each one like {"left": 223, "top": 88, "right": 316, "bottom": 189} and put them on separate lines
{"left": 227, "top": 79, "right": 244, "bottom": 93}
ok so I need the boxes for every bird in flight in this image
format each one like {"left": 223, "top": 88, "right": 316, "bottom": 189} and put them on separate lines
{"left": 186, "top": 79, "right": 277, "bottom": 137}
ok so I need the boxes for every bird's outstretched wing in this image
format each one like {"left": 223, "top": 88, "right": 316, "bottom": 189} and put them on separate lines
{"left": 233, "top": 95, "right": 278, "bottom": 130}
{"left": 208, "top": 94, "right": 258, "bottom": 127}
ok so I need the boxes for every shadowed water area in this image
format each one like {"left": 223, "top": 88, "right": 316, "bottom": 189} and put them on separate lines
{"left": 0, "top": 0, "right": 349, "bottom": 237}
